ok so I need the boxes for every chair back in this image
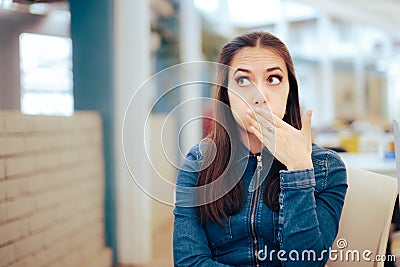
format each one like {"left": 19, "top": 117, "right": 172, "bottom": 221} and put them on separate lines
{"left": 328, "top": 168, "right": 398, "bottom": 267}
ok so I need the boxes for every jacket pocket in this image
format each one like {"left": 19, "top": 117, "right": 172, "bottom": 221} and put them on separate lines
{"left": 204, "top": 216, "right": 233, "bottom": 248}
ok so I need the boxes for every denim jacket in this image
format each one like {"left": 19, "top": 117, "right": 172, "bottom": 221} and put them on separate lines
{"left": 173, "top": 141, "right": 347, "bottom": 267}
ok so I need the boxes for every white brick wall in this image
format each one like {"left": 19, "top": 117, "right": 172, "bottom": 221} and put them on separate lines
{"left": 0, "top": 111, "right": 112, "bottom": 267}
{"left": 0, "top": 159, "right": 5, "bottom": 180}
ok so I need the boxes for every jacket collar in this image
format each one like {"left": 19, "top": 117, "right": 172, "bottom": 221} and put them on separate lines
{"left": 235, "top": 141, "right": 275, "bottom": 192}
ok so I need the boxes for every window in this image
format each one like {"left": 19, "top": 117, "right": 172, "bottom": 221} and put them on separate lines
{"left": 388, "top": 56, "right": 400, "bottom": 120}
{"left": 19, "top": 33, "right": 73, "bottom": 116}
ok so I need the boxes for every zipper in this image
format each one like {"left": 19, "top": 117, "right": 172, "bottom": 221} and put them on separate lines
{"left": 250, "top": 155, "right": 262, "bottom": 267}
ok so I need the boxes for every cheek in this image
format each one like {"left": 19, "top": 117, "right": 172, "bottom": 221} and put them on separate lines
{"left": 268, "top": 91, "right": 289, "bottom": 119}
{"left": 273, "top": 100, "right": 287, "bottom": 117}
{"left": 227, "top": 84, "right": 252, "bottom": 110}
{"left": 228, "top": 94, "right": 240, "bottom": 116}
{"left": 228, "top": 92, "right": 249, "bottom": 127}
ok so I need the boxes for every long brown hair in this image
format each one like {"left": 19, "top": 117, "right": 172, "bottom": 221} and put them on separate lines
{"left": 196, "top": 31, "right": 302, "bottom": 226}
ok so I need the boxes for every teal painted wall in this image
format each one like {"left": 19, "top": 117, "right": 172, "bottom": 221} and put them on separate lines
{"left": 69, "top": 0, "right": 117, "bottom": 264}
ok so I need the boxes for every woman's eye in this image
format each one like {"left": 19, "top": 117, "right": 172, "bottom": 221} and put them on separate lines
{"left": 267, "top": 76, "right": 281, "bottom": 85}
{"left": 236, "top": 77, "right": 251, "bottom": 86}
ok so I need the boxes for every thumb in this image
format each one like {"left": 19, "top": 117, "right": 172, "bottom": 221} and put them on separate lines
{"left": 301, "top": 109, "right": 313, "bottom": 137}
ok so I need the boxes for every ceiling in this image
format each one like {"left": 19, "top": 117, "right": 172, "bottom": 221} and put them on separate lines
{"left": 0, "top": 0, "right": 68, "bottom": 18}
{"left": 13, "top": 0, "right": 66, "bottom": 3}
{"left": 1, "top": 0, "right": 400, "bottom": 35}
{"left": 297, "top": 0, "right": 400, "bottom": 34}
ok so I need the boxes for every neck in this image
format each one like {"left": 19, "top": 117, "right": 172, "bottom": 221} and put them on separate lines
{"left": 238, "top": 127, "right": 264, "bottom": 154}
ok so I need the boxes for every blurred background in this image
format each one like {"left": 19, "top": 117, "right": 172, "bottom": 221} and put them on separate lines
{"left": 0, "top": 0, "right": 399, "bottom": 266}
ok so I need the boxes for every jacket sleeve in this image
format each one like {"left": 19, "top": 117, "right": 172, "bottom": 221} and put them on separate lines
{"left": 278, "top": 151, "right": 348, "bottom": 267}
{"left": 173, "top": 146, "right": 232, "bottom": 267}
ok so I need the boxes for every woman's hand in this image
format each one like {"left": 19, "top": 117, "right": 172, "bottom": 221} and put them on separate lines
{"left": 246, "top": 106, "right": 313, "bottom": 171}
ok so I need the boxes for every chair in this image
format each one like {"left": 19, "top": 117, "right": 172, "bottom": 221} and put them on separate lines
{"left": 327, "top": 168, "right": 398, "bottom": 267}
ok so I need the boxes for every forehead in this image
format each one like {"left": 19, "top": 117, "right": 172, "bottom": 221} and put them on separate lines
{"left": 230, "top": 47, "right": 287, "bottom": 71}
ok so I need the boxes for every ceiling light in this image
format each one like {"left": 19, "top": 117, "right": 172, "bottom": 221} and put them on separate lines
{"left": 29, "top": 3, "right": 49, "bottom": 15}
{"left": 0, "top": 0, "right": 12, "bottom": 9}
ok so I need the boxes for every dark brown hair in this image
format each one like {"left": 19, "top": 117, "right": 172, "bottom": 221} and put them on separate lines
{"left": 196, "top": 31, "right": 302, "bottom": 226}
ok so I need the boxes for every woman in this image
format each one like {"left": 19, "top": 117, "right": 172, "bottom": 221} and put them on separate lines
{"left": 173, "top": 31, "right": 347, "bottom": 267}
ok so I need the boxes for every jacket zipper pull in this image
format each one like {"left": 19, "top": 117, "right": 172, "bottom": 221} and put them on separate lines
{"left": 257, "top": 155, "right": 262, "bottom": 171}
{"left": 256, "top": 155, "right": 262, "bottom": 184}
{"left": 250, "top": 155, "right": 263, "bottom": 192}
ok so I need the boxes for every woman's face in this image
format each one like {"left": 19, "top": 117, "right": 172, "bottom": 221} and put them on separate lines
{"left": 227, "top": 46, "right": 290, "bottom": 133}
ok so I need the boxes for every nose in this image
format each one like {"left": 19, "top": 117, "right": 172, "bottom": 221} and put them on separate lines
{"left": 252, "top": 80, "right": 267, "bottom": 105}
{"left": 253, "top": 98, "right": 266, "bottom": 105}
{"left": 252, "top": 91, "right": 267, "bottom": 105}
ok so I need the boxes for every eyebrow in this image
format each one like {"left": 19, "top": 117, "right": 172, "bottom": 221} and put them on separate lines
{"left": 233, "top": 67, "right": 283, "bottom": 76}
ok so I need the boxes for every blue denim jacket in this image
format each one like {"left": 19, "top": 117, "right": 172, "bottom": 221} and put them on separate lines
{"left": 173, "top": 141, "right": 347, "bottom": 267}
